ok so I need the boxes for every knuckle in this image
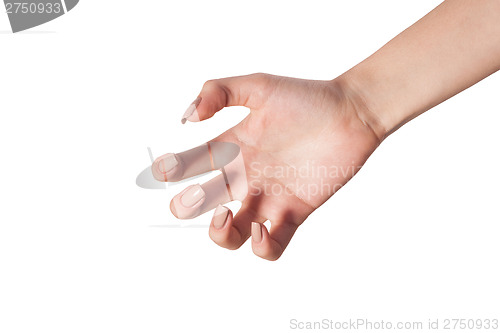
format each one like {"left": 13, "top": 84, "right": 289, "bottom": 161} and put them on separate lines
{"left": 209, "top": 229, "right": 243, "bottom": 250}
{"left": 252, "top": 241, "right": 283, "bottom": 261}
{"left": 252, "top": 245, "right": 280, "bottom": 261}
{"left": 202, "top": 79, "right": 218, "bottom": 90}
{"left": 250, "top": 72, "right": 271, "bottom": 85}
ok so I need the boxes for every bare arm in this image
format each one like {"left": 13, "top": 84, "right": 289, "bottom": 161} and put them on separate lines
{"left": 154, "top": 0, "right": 500, "bottom": 260}
{"left": 340, "top": 0, "right": 500, "bottom": 138}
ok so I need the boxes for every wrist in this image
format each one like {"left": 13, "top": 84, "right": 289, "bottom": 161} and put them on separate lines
{"left": 331, "top": 71, "right": 392, "bottom": 142}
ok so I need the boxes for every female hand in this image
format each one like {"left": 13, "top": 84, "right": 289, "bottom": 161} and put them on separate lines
{"left": 152, "top": 73, "right": 384, "bottom": 260}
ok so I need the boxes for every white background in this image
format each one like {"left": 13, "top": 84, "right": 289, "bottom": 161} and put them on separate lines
{"left": 1, "top": 1, "right": 499, "bottom": 332}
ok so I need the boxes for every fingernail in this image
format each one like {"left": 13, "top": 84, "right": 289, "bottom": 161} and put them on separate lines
{"left": 213, "top": 204, "right": 229, "bottom": 229}
{"left": 252, "top": 222, "right": 262, "bottom": 243}
{"left": 180, "top": 184, "right": 205, "bottom": 207}
{"left": 181, "top": 97, "right": 202, "bottom": 124}
{"left": 158, "top": 153, "right": 178, "bottom": 174}
{"left": 170, "top": 200, "right": 178, "bottom": 218}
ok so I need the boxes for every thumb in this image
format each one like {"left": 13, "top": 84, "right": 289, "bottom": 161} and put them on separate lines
{"left": 181, "top": 73, "right": 271, "bottom": 123}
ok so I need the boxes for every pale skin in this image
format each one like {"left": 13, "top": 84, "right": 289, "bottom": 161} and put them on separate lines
{"left": 153, "top": 0, "right": 500, "bottom": 260}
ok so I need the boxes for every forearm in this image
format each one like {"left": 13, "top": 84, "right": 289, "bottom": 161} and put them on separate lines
{"left": 338, "top": 0, "right": 500, "bottom": 138}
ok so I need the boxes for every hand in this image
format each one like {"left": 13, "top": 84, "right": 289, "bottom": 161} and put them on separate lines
{"left": 153, "top": 73, "right": 384, "bottom": 260}
{"left": 151, "top": 0, "right": 500, "bottom": 261}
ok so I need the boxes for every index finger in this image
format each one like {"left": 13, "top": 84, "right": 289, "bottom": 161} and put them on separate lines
{"left": 151, "top": 142, "right": 240, "bottom": 183}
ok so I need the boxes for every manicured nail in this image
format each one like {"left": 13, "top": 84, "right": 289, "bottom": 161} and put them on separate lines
{"left": 158, "top": 153, "right": 178, "bottom": 174}
{"left": 181, "top": 97, "right": 202, "bottom": 124}
{"left": 213, "top": 204, "right": 229, "bottom": 229}
{"left": 170, "top": 199, "right": 178, "bottom": 218}
{"left": 180, "top": 184, "right": 205, "bottom": 207}
{"left": 252, "top": 222, "right": 262, "bottom": 243}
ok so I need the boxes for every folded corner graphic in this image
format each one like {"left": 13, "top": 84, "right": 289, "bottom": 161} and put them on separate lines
{"left": 4, "top": 0, "right": 79, "bottom": 33}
